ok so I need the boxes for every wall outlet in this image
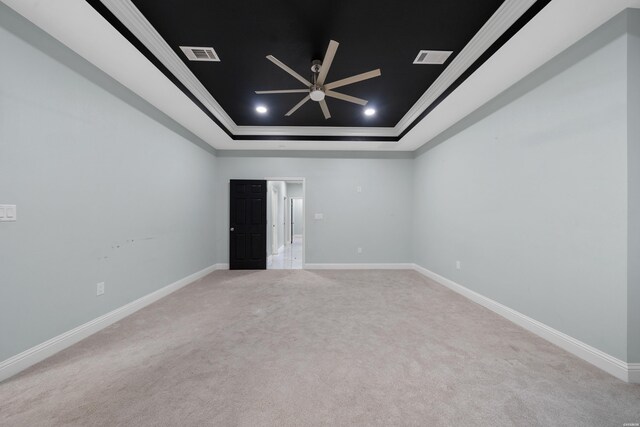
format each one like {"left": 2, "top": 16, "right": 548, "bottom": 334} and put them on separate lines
{"left": 314, "top": 213, "right": 324, "bottom": 220}
{"left": 357, "top": 247, "right": 363, "bottom": 254}
{"left": 456, "top": 260, "right": 461, "bottom": 270}
{"left": 96, "top": 282, "right": 105, "bottom": 296}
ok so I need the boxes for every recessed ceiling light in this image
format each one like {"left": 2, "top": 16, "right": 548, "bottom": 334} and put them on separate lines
{"left": 256, "top": 106, "right": 268, "bottom": 114}
{"left": 364, "top": 108, "right": 376, "bottom": 116}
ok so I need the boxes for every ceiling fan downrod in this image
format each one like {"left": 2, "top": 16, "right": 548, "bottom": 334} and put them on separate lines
{"left": 309, "top": 60, "right": 325, "bottom": 102}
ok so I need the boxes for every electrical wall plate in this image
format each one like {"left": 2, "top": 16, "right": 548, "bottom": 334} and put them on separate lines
{"left": 0, "top": 205, "right": 17, "bottom": 222}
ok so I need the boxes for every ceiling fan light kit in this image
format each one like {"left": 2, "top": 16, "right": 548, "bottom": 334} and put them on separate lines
{"left": 309, "top": 87, "right": 326, "bottom": 102}
{"left": 255, "top": 40, "right": 381, "bottom": 119}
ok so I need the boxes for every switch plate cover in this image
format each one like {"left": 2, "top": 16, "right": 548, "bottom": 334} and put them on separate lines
{"left": 0, "top": 205, "right": 16, "bottom": 222}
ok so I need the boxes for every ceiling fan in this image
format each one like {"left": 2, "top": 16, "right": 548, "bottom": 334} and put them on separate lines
{"left": 255, "top": 40, "right": 381, "bottom": 119}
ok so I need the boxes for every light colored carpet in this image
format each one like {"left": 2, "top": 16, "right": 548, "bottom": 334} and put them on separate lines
{"left": 1, "top": 270, "right": 639, "bottom": 426}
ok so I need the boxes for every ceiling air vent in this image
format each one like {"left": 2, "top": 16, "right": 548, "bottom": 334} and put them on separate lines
{"left": 413, "top": 50, "right": 452, "bottom": 65}
{"left": 179, "top": 46, "right": 220, "bottom": 62}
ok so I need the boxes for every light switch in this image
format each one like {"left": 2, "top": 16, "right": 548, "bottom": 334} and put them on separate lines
{"left": 0, "top": 205, "right": 16, "bottom": 222}
{"left": 356, "top": 186, "right": 362, "bottom": 193}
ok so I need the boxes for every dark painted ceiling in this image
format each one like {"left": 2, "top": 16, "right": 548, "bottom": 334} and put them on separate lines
{"left": 89, "top": 0, "right": 508, "bottom": 127}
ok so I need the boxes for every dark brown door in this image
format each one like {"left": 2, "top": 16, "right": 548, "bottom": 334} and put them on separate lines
{"left": 229, "top": 180, "right": 267, "bottom": 270}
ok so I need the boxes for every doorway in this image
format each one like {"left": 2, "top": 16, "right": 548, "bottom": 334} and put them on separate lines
{"left": 266, "top": 178, "right": 305, "bottom": 269}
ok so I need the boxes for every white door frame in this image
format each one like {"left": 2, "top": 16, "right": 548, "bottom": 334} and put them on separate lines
{"left": 265, "top": 177, "right": 305, "bottom": 268}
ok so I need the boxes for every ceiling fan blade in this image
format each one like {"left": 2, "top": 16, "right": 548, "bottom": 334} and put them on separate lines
{"left": 325, "top": 90, "right": 368, "bottom": 106}
{"left": 255, "top": 89, "right": 309, "bottom": 94}
{"left": 285, "top": 95, "right": 311, "bottom": 116}
{"left": 317, "top": 40, "right": 339, "bottom": 85}
{"left": 319, "top": 100, "right": 331, "bottom": 119}
{"left": 266, "top": 55, "right": 312, "bottom": 87}
{"left": 324, "top": 69, "right": 381, "bottom": 90}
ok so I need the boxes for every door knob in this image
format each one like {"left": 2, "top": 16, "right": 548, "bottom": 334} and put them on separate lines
{"left": 230, "top": 227, "right": 234, "bottom": 231}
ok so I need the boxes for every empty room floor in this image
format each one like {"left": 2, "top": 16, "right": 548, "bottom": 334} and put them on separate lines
{"left": 1, "top": 270, "right": 639, "bottom": 426}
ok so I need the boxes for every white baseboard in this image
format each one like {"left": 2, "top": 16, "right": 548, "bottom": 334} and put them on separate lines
{"left": 305, "top": 263, "right": 415, "bottom": 270}
{"left": 629, "top": 364, "right": 640, "bottom": 383}
{"left": 0, "top": 263, "right": 224, "bottom": 383}
{"left": 412, "top": 263, "right": 637, "bottom": 383}
{"left": 3, "top": 261, "right": 636, "bottom": 384}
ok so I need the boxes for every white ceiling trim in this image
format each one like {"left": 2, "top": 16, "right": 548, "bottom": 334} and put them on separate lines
{"left": 97, "top": 0, "right": 536, "bottom": 139}
{"left": 0, "top": 0, "right": 233, "bottom": 148}
{"left": 232, "top": 125, "right": 396, "bottom": 138}
{"left": 2, "top": 0, "right": 639, "bottom": 151}
{"left": 394, "top": 0, "right": 536, "bottom": 132}
{"left": 99, "top": 0, "right": 237, "bottom": 130}
{"left": 398, "top": 0, "right": 640, "bottom": 151}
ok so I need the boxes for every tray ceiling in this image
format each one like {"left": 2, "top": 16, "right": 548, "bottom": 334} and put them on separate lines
{"left": 85, "top": 0, "right": 550, "bottom": 141}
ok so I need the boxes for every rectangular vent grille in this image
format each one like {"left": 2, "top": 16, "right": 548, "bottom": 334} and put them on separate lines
{"left": 179, "top": 46, "right": 220, "bottom": 62}
{"left": 413, "top": 50, "right": 453, "bottom": 65}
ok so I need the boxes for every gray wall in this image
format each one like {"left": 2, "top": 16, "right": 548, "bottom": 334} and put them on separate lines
{"left": 627, "top": 10, "right": 640, "bottom": 364}
{"left": 215, "top": 155, "right": 413, "bottom": 264}
{"left": 0, "top": 5, "right": 218, "bottom": 361}
{"left": 412, "top": 13, "right": 630, "bottom": 361}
